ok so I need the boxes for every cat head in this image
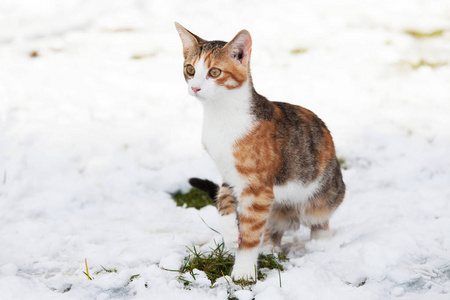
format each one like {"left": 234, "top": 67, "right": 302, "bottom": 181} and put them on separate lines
{"left": 175, "top": 22, "right": 252, "bottom": 100}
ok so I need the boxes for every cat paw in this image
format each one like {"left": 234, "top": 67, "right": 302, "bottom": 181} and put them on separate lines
{"left": 220, "top": 214, "right": 240, "bottom": 250}
{"left": 231, "top": 249, "right": 259, "bottom": 282}
{"left": 231, "top": 264, "right": 256, "bottom": 282}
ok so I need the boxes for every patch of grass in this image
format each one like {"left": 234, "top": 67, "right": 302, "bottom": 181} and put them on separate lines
{"left": 405, "top": 29, "right": 444, "bottom": 38}
{"left": 290, "top": 48, "right": 308, "bottom": 55}
{"left": 172, "top": 188, "right": 215, "bottom": 210}
{"left": 410, "top": 59, "right": 447, "bottom": 70}
{"left": 98, "top": 265, "right": 117, "bottom": 274}
{"left": 258, "top": 252, "right": 287, "bottom": 271}
{"left": 338, "top": 157, "right": 349, "bottom": 170}
{"left": 175, "top": 242, "right": 288, "bottom": 288}
{"left": 131, "top": 52, "right": 156, "bottom": 59}
{"left": 83, "top": 261, "right": 140, "bottom": 286}
{"left": 129, "top": 274, "right": 140, "bottom": 283}
{"left": 179, "top": 242, "right": 234, "bottom": 285}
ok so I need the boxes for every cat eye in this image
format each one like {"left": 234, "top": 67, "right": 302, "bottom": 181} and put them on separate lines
{"left": 185, "top": 64, "right": 195, "bottom": 76}
{"left": 209, "top": 68, "right": 222, "bottom": 78}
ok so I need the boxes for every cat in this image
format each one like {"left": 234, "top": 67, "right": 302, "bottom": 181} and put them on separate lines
{"left": 175, "top": 22, "right": 345, "bottom": 281}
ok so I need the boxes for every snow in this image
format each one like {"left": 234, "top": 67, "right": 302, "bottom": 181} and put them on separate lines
{"left": 1, "top": 0, "right": 450, "bottom": 299}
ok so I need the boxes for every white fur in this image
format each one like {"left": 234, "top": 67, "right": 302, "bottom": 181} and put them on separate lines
{"left": 189, "top": 56, "right": 261, "bottom": 282}
{"left": 231, "top": 248, "right": 259, "bottom": 281}
{"left": 188, "top": 55, "right": 255, "bottom": 193}
{"left": 273, "top": 178, "right": 333, "bottom": 227}
{"left": 273, "top": 179, "right": 321, "bottom": 205}
{"left": 301, "top": 213, "right": 331, "bottom": 227}
{"left": 219, "top": 213, "right": 240, "bottom": 250}
{"left": 187, "top": 57, "right": 210, "bottom": 98}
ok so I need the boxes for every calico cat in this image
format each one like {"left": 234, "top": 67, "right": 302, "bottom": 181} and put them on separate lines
{"left": 175, "top": 23, "right": 345, "bottom": 281}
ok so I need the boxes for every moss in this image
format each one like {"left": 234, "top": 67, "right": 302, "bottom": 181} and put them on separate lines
{"left": 131, "top": 52, "right": 156, "bottom": 59}
{"left": 410, "top": 59, "right": 447, "bottom": 70}
{"left": 172, "top": 188, "right": 215, "bottom": 209}
{"left": 290, "top": 48, "right": 308, "bottom": 55}
{"left": 258, "top": 252, "right": 287, "bottom": 271}
{"left": 405, "top": 29, "right": 444, "bottom": 38}
{"left": 338, "top": 157, "right": 349, "bottom": 170}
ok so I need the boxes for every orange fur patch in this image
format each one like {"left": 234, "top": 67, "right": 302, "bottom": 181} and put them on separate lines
{"left": 234, "top": 120, "right": 281, "bottom": 184}
{"left": 217, "top": 185, "right": 236, "bottom": 216}
{"left": 233, "top": 120, "right": 282, "bottom": 250}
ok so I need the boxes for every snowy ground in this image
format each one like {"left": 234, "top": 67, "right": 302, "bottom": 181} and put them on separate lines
{"left": 1, "top": 1, "right": 450, "bottom": 299}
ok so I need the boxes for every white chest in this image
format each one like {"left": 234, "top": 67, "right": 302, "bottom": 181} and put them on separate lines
{"left": 200, "top": 86, "right": 254, "bottom": 191}
{"left": 202, "top": 119, "right": 240, "bottom": 185}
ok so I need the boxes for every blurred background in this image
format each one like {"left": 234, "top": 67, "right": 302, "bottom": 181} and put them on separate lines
{"left": 1, "top": 1, "right": 450, "bottom": 299}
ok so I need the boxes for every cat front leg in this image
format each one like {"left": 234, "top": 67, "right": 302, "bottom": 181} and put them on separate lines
{"left": 216, "top": 184, "right": 240, "bottom": 250}
{"left": 231, "top": 188, "right": 274, "bottom": 281}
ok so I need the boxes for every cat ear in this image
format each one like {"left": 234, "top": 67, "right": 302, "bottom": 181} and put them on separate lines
{"left": 224, "top": 30, "right": 252, "bottom": 64}
{"left": 174, "top": 22, "right": 204, "bottom": 59}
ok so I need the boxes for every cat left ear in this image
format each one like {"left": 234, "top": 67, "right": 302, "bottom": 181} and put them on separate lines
{"left": 224, "top": 30, "right": 252, "bottom": 65}
{"left": 174, "top": 22, "right": 205, "bottom": 59}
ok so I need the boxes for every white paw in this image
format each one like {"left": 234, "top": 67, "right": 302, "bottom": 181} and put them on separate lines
{"left": 220, "top": 214, "right": 240, "bottom": 250}
{"left": 231, "top": 264, "right": 256, "bottom": 281}
{"left": 231, "top": 248, "right": 259, "bottom": 281}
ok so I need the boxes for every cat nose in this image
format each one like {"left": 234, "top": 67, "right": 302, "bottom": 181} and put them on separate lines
{"left": 191, "top": 87, "right": 201, "bottom": 93}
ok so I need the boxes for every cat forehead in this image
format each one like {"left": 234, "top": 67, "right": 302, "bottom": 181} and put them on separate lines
{"left": 201, "top": 40, "right": 227, "bottom": 52}
{"left": 186, "top": 40, "right": 227, "bottom": 61}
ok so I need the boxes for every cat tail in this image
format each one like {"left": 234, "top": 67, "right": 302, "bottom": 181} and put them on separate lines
{"left": 188, "top": 178, "right": 219, "bottom": 204}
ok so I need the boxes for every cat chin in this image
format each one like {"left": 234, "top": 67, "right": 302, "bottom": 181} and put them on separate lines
{"left": 192, "top": 94, "right": 209, "bottom": 102}
{"left": 192, "top": 94, "right": 215, "bottom": 102}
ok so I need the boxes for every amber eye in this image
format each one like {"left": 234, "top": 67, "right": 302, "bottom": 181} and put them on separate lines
{"left": 209, "top": 68, "right": 221, "bottom": 78}
{"left": 185, "top": 64, "right": 195, "bottom": 76}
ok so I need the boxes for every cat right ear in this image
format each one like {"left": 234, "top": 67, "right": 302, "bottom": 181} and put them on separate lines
{"left": 174, "top": 22, "right": 204, "bottom": 59}
{"left": 224, "top": 30, "right": 252, "bottom": 65}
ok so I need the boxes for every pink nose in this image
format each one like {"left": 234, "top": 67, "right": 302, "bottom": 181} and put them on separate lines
{"left": 191, "top": 87, "right": 201, "bottom": 93}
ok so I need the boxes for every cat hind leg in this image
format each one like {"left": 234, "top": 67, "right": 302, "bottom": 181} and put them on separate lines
{"left": 260, "top": 229, "right": 283, "bottom": 254}
{"left": 310, "top": 221, "right": 332, "bottom": 240}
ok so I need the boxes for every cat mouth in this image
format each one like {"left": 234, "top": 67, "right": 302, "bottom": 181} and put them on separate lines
{"left": 189, "top": 90, "right": 206, "bottom": 100}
